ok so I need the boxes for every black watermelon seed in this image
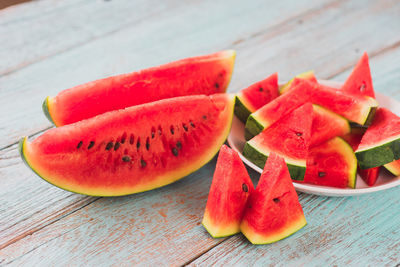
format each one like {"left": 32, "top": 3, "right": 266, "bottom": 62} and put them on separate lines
{"left": 242, "top": 183, "right": 248, "bottom": 192}
{"left": 146, "top": 137, "right": 150, "bottom": 150}
{"left": 296, "top": 132, "right": 302, "bottom": 136}
{"left": 137, "top": 138, "right": 141, "bottom": 150}
{"left": 87, "top": 141, "right": 95, "bottom": 149}
{"left": 318, "top": 172, "right": 326, "bottom": 178}
{"left": 259, "top": 87, "right": 263, "bottom": 92}
{"left": 114, "top": 142, "right": 120, "bottom": 151}
{"left": 129, "top": 134, "right": 134, "bottom": 145}
{"left": 77, "top": 141, "right": 83, "bottom": 149}
{"left": 151, "top": 127, "right": 156, "bottom": 139}
{"left": 202, "top": 115, "right": 207, "bottom": 120}
{"left": 176, "top": 141, "right": 182, "bottom": 150}
{"left": 141, "top": 159, "right": 147, "bottom": 168}
{"left": 190, "top": 121, "right": 195, "bottom": 128}
{"left": 105, "top": 142, "right": 113, "bottom": 150}
{"left": 122, "top": 155, "right": 131, "bottom": 162}
{"left": 273, "top": 198, "right": 280, "bottom": 203}
{"left": 121, "top": 132, "right": 127, "bottom": 144}
{"left": 182, "top": 123, "right": 188, "bottom": 132}
{"left": 359, "top": 83, "right": 366, "bottom": 92}
{"left": 170, "top": 125, "right": 174, "bottom": 135}
{"left": 215, "top": 83, "right": 219, "bottom": 89}
{"left": 172, "top": 147, "right": 179, "bottom": 156}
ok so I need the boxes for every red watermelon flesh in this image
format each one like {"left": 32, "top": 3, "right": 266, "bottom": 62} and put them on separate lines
{"left": 341, "top": 127, "right": 365, "bottom": 151}
{"left": 279, "top": 70, "right": 317, "bottom": 94}
{"left": 202, "top": 145, "right": 254, "bottom": 238}
{"left": 45, "top": 50, "right": 236, "bottom": 126}
{"left": 236, "top": 73, "right": 279, "bottom": 112}
{"left": 240, "top": 153, "right": 306, "bottom": 244}
{"left": 341, "top": 52, "right": 375, "bottom": 98}
{"left": 300, "top": 137, "right": 357, "bottom": 188}
{"left": 20, "top": 94, "right": 235, "bottom": 196}
{"left": 358, "top": 167, "right": 380, "bottom": 186}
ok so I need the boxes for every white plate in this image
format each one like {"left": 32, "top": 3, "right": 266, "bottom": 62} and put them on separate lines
{"left": 227, "top": 80, "right": 400, "bottom": 197}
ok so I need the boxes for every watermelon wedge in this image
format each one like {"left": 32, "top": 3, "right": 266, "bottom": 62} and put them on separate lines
{"left": 279, "top": 70, "right": 317, "bottom": 94}
{"left": 202, "top": 145, "right": 254, "bottom": 238}
{"left": 358, "top": 167, "right": 380, "bottom": 186}
{"left": 356, "top": 108, "right": 400, "bottom": 169}
{"left": 44, "top": 50, "right": 236, "bottom": 126}
{"left": 341, "top": 52, "right": 375, "bottom": 98}
{"left": 243, "top": 103, "right": 313, "bottom": 180}
{"left": 240, "top": 153, "right": 306, "bottom": 244}
{"left": 234, "top": 73, "right": 279, "bottom": 123}
{"left": 20, "top": 94, "right": 235, "bottom": 196}
{"left": 245, "top": 79, "right": 377, "bottom": 139}
{"left": 384, "top": 160, "right": 400, "bottom": 176}
{"left": 301, "top": 137, "right": 357, "bottom": 188}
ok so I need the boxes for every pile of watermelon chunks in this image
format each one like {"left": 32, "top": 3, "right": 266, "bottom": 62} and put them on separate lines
{"left": 202, "top": 53, "right": 400, "bottom": 244}
{"left": 234, "top": 52, "right": 400, "bottom": 188}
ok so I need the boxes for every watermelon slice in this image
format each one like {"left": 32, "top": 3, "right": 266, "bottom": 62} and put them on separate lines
{"left": 44, "top": 50, "right": 236, "bottom": 126}
{"left": 358, "top": 167, "right": 380, "bottom": 186}
{"left": 243, "top": 103, "right": 313, "bottom": 180}
{"left": 356, "top": 108, "right": 400, "bottom": 169}
{"left": 384, "top": 159, "right": 400, "bottom": 176}
{"left": 300, "top": 137, "right": 357, "bottom": 188}
{"left": 234, "top": 73, "right": 279, "bottom": 123}
{"left": 240, "top": 153, "right": 307, "bottom": 244}
{"left": 20, "top": 94, "right": 235, "bottom": 196}
{"left": 245, "top": 79, "right": 377, "bottom": 139}
{"left": 279, "top": 70, "right": 317, "bottom": 94}
{"left": 341, "top": 127, "right": 366, "bottom": 151}
{"left": 202, "top": 145, "right": 254, "bottom": 238}
{"left": 341, "top": 52, "right": 375, "bottom": 98}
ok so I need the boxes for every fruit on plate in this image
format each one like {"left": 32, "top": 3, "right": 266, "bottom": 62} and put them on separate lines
{"left": 341, "top": 127, "right": 366, "bottom": 151}
{"left": 20, "top": 94, "right": 234, "bottom": 196}
{"left": 356, "top": 108, "right": 400, "bottom": 169}
{"left": 358, "top": 167, "right": 380, "bottom": 186}
{"left": 341, "top": 52, "right": 375, "bottom": 98}
{"left": 384, "top": 159, "right": 400, "bottom": 176}
{"left": 245, "top": 79, "right": 377, "bottom": 139}
{"left": 234, "top": 73, "right": 279, "bottom": 123}
{"left": 240, "top": 153, "right": 307, "bottom": 244}
{"left": 279, "top": 70, "right": 317, "bottom": 94}
{"left": 202, "top": 145, "right": 254, "bottom": 238}
{"left": 243, "top": 103, "right": 313, "bottom": 180}
{"left": 43, "top": 50, "right": 236, "bottom": 126}
{"left": 300, "top": 137, "right": 357, "bottom": 188}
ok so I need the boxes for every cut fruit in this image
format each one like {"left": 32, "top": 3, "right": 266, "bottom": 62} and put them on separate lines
{"left": 356, "top": 108, "right": 400, "bottom": 169}
{"left": 341, "top": 52, "right": 375, "bottom": 98}
{"left": 44, "top": 50, "right": 236, "bottom": 126}
{"left": 358, "top": 167, "right": 380, "bottom": 186}
{"left": 300, "top": 137, "right": 357, "bottom": 188}
{"left": 240, "top": 153, "right": 307, "bottom": 245}
{"left": 245, "top": 79, "right": 377, "bottom": 139}
{"left": 20, "top": 94, "right": 235, "bottom": 196}
{"left": 279, "top": 71, "right": 317, "bottom": 94}
{"left": 243, "top": 103, "right": 313, "bottom": 180}
{"left": 384, "top": 160, "right": 400, "bottom": 176}
{"left": 341, "top": 126, "right": 366, "bottom": 151}
{"left": 234, "top": 73, "right": 279, "bottom": 123}
{"left": 310, "top": 105, "right": 350, "bottom": 147}
{"left": 202, "top": 145, "right": 254, "bottom": 238}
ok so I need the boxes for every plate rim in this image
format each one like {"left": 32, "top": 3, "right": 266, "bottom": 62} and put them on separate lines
{"left": 227, "top": 80, "right": 400, "bottom": 197}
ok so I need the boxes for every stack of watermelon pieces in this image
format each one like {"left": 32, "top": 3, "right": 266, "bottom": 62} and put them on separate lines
{"left": 235, "top": 52, "right": 400, "bottom": 188}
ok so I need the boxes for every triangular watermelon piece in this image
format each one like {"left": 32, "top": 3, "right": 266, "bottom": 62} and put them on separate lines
{"left": 202, "top": 145, "right": 254, "bottom": 238}
{"left": 279, "top": 70, "right": 317, "bottom": 94}
{"left": 356, "top": 108, "right": 400, "bottom": 169}
{"left": 240, "top": 153, "right": 306, "bottom": 244}
{"left": 234, "top": 73, "right": 279, "bottom": 123}
{"left": 243, "top": 103, "right": 313, "bottom": 180}
{"left": 341, "top": 52, "right": 375, "bottom": 98}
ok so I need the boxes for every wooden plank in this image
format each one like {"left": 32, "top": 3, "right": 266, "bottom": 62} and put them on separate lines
{"left": 1, "top": 0, "right": 400, "bottom": 149}
{"left": 188, "top": 188, "right": 400, "bottom": 266}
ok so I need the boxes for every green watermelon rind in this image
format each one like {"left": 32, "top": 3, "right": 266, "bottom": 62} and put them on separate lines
{"left": 356, "top": 136, "right": 400, "bottom": 169}
{"left": 42, "top": 97, "right": 55, "bottom": 125}
{"left": 383, "top": 161, "right": 400, "bottom": 176}
{"left": 234, "top": 95, "right": 253, "bottom": 123}
{"left": 242, "top": 142, "right": 306, "bottom": 181}
{"left": 244, "top": 114, "right": 265, "bottom": 141}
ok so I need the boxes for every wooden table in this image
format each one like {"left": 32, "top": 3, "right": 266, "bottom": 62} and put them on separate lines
{"left": 1, "top": 0, "right": 400, "bottom": 266}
